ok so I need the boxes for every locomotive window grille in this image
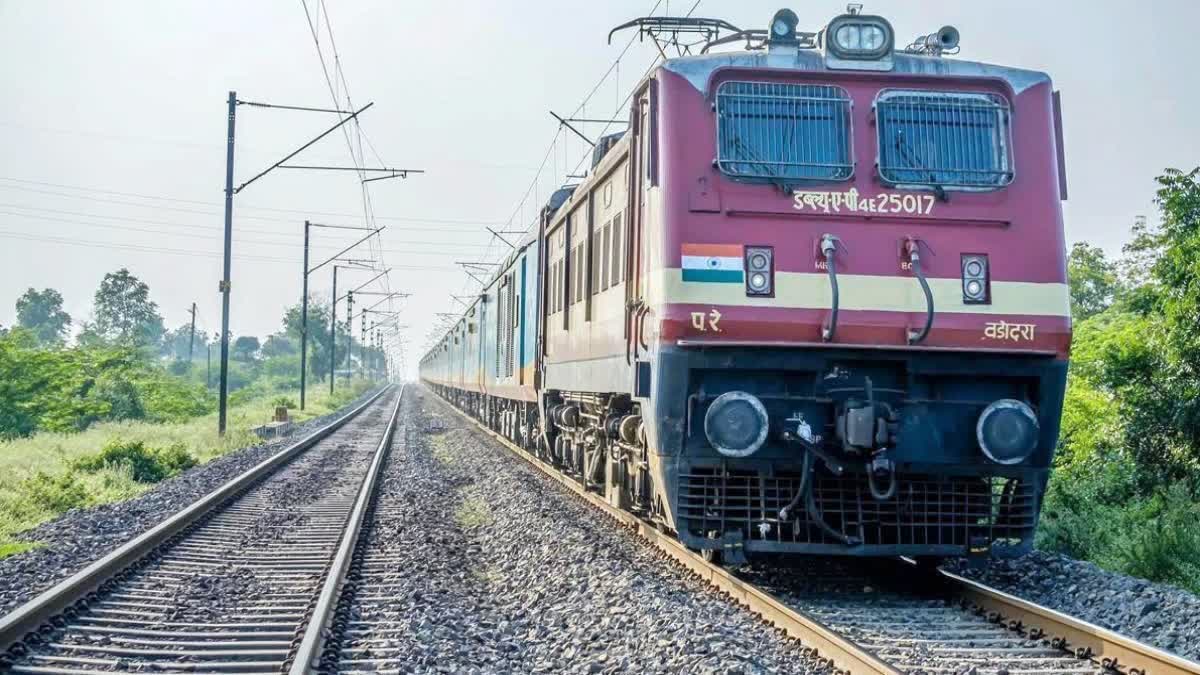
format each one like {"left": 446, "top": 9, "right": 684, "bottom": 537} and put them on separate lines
{"left": 576, "top": 245, "right": 584, "bottom": 304}
{"left": 601, "top": 221, "right": 612, "bottom": 290}
{"left": 591, "top": 228, "right": 601, "bottom": 297}
{"left": 579, "top": 245, "right": 587, "bottom": 303}
{"left": 715, "top": 81, "right": 853, "bottom": 183}
{"left": 576, "top": 246, "right": 585, "bottom": 304}
{"left": 611, "top": 213, "right": 624, "bottom": 285}
{"left": 876, "top": 90, "right": 1013, "bottom": 189}
{"left": 571, "top": 246, "right": 579, "bottom": 305}
{"left": 566, "top": 249, "right": 574, "bottom": 308}
{"left": 556, "top": 260, "right": 563, "bottom": 314}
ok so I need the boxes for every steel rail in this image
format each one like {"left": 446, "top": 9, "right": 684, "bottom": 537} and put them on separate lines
{"left": 428, "top": 389, "right": 898, "bottom": 675}
{"left": 941, "top": 569, "right": 1200, "bottom": 675}
{"left": 0, "top": 385, "right": 392, "bottom": 656}
{"left": 430, "top": 387, "right": 1200, "bottom": 675}
{"left": 289, "top": 384, "right": 405, "bottom": 674}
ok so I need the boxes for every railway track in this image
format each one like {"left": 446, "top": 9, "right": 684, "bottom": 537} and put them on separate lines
{"left": 0, "top": 385, "right": 404, "bottom": 674}
{"left": 429, "top": 386, "right": 1200, "bottom": 675}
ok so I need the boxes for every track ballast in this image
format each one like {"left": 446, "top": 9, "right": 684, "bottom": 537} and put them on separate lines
{"left": 0, "top": 386, "right": 403, "bottom": 674}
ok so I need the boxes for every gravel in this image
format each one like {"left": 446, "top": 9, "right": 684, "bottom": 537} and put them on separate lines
{"left": 948, "top": 550, "right": 1200, "bottom": 662}
{"left": 10, "top": 389, "right": 400, "bottom": 672}
{"left": 0, "top": 386, "right": 383, "bottom": 616}
{"left": 330, "top": 386, "right": 829, "bottom": 674}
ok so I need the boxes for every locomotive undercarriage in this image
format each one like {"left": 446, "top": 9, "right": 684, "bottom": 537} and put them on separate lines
{"left": 541, "top": 391, "right": 664, "bottom": 522}
{"left": 425, "top": 384, "right": 666, "bottom": 529}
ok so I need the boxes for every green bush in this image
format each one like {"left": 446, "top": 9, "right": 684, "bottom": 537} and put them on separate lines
{"left": 271, "top": 396, "right": 297, "bottom": 409}
{"left": 22, "top": 471, "right": 88, "bottom": 512}
{"left": 153, "top": 443, "right": 198, "bottom": 475}
{"left": 1111, "top": 485, "right": 1200, "bottom": 588}
{"left": 74, "top": 439, "right": 196, "bottom": 483}
{"left": 91, "top": 375, "right": 145, "bottom": 422}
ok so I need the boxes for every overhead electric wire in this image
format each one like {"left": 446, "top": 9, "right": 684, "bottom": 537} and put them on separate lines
{"left": 427, "top": 0, "right": 673, "bottom": 354}
{"left": 0, "top": 182, "right": 499, "bottom": 229}
{"left": 0, "top": 206, "right": 499, "bottom": 251}
{"left": 0, "top": 230, "right": 453, "bottom": 270}
{"left": 300, "top": 0, "right": 395, "bottom": 311}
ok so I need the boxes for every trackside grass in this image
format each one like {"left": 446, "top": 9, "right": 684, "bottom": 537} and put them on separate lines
{"left": 0, "top": 380, "right": 374, "bottom": 557}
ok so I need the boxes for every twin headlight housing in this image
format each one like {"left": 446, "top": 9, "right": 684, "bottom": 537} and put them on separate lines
{"left": 825, "top": 13, "right": 895, "bottom": 71}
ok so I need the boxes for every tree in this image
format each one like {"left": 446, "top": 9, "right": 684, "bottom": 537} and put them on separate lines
{"left": 16, "top": 287, "right": 71, "bottom": 345}
{"left": 282, "top": 298, "right": 332, "bottom": 381}
{"left": 1067, "top": 243, "right": 1118, "bottom": 321}
{"left": 86, "top": 269, "right": 165, "bottom": 347}
{"left": 232, "top": 336, "right": 261, "bottom": 362}
{"left": 1151, "top": 168, "right": 1200, "bottom": 368}
{"left": 1076, "top": 167, "right": 1200, "bottom": 483}
{"left": 261, "top": 333, "right": 297, "bottom": 358}
{"left": 162, "top": 323, "right": 205, "bottom": 362}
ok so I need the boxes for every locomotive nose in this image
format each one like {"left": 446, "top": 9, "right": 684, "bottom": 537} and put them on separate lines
{"left": 976, "top": 399, "right": 1039, "bottom": 465}
{"left": 704, "top": 391, "right": 770, "bottom": 458}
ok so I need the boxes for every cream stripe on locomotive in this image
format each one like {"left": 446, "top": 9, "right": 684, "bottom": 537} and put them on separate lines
{"left": 651, "top": 269, "right": 1070, "bottom": 317}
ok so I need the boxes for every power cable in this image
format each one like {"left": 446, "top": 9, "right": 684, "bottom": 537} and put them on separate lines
{"left": 0, "top": 182, "right": 500, "bottom": 229}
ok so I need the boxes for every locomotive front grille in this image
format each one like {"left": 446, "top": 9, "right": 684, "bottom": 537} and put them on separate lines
{"left": 677, "top": 468, "right": 1038, "bottom": 549}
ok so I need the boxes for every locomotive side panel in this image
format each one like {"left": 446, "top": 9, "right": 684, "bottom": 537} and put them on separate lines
{"left": 543, "top": 145, "right": 636, "bottom": 395}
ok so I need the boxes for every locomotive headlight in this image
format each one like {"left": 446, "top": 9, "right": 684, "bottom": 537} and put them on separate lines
{"left": 704, "top": 391, "right": 770, "bottom": 458}
{"left": 835, "top": 24, "right": 886, "bottom": 51}
{"left": 744, "top": 245, "right": 774, "bottom": 297}
{"left": 826, "top": 14, "right": 894, "bottom": 61}
{"left": 768, "top": 8, "right": 799, "bottom": 44}
{"left": 977, "top": 399, "right": 1040, "bottom": 465}
{"left": 961, "top": 254, "right": 990, "bottom": 304}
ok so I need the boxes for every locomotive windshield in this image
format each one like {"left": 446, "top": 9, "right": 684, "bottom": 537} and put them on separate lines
{"left": 715, "top": 81, "right": 853, "bottom": 183}
{"left": 876, "top": 90, "right": 1013, "bottom": 189}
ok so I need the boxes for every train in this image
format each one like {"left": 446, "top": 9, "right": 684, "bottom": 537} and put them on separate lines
{"left": 420, "top": 6, "right": 1070, "bottom": 565}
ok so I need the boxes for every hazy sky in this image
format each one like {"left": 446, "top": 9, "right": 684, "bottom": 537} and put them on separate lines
{"left": 2, "top": 0, "right": 1198, "bottom": 375}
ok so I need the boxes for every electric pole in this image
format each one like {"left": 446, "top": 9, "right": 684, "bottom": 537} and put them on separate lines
{"left": 218, "top": 91, "right": 236, "bottom": 435}
{"left": 330, "top": 266, "right": 338, "bottom": 396}
{"left": 208, "top": 331, "right": 218, "bottom": 388}
{"left": 187, "top": 302, "right": 197, "bottom": 365}
{"left": 345, "top": 291, "right": 354, "bottom": 385}
{"left": 212, "top": 90, "right": 418, "bottom": 435}
{"left": 301, "top": 221, "right": 310, "bottom": 410}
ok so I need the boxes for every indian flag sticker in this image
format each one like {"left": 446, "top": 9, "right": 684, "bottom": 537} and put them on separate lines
{"left": 682, "top": 243, "right": 744, "bottom": 283}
